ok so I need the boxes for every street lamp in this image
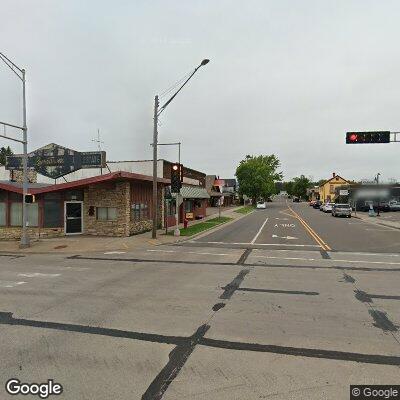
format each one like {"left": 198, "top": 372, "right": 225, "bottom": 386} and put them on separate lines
{"left": 151, "top": 59, "right": 210, "bottom": 239}
{"left": 0, "top": 52, "right": 29, "bottom": 247}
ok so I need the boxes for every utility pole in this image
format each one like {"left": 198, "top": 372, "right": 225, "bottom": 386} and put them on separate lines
{"left": 152, "top": 96, "right": 159, "bottom": 239}
{"left": 0, "top": 52, "right": 29, "bottom": 247}
{"left": 151, "top": 59, "right": 209, "bottom": 239}
{"left": 376, "top": 173, "right": 381, "bottom": 217}
{"left": 21, "top": 68, "right": 29, "bottom": 247}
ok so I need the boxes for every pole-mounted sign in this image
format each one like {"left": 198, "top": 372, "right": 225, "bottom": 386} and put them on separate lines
{"left": 6, "top": 143, "right": 106, "bottom": 179}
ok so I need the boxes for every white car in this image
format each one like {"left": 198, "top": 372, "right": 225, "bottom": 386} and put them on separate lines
{"left": 256, "top": 201, "right": 266, "bottom": 209}
{"left": 322, "top": 202, "right": 334, "bottom": 213}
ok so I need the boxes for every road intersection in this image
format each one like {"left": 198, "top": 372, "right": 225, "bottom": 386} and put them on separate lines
{"left": 0, "top": 198, "right": 399, "bottom": 399}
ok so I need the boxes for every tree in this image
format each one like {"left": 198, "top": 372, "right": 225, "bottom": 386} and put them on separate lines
{"left": 291, "top": 175, "right": 312, "bottom": 199}
{"left": 235, "top": 155, "right": 283, "bottom": 203}
{"left": 0, "top": 146, "right": 13, "bottom": 165}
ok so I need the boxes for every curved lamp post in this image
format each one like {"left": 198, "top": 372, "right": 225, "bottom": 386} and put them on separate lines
{"left": 152, "top": 59, "right": 210, "bottom": 239}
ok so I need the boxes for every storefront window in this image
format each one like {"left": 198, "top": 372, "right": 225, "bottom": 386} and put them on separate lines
{"left": 27, "top": 203, "right": 39, "bottom": 227}
{"left": 97, "top": 207, "right": 117, "bottom": 221}
{"left": 184, "top": 201, "right": 193, "bottom": 212}
{"left": 10, "top": 203, "right": 22, "bottom": 226}
{"left": 44, "top": 200, "right": 62, "bottom": 228}
{"left": 131, "top": 203, "right": 149, "bottom": 221}
{"left": 0, "top": 203, "right": 5, "bottom": 226}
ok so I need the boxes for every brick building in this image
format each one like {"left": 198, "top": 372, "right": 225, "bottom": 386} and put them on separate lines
{"left": 0, "top": 171, "right": 168, "bottom": 240}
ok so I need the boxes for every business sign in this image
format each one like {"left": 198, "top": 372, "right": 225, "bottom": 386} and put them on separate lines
{"left": 6, "top": 143, "right": 106, "bottom": 179}
{"left": 339, "top": 190, "right": 349, "bottom": 196}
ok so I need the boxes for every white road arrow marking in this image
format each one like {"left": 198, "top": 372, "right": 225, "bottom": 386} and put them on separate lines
{"left": 18, "top": 273, "right": 61, "bottom": 278}
{"left": 272, "top": 234, "right": 298, "bottom": 240}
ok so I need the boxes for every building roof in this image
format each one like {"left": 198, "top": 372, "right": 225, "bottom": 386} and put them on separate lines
{"left": 0, "top": 171, "right": 169, "bottom": 195}
{"left": 180, "top": 186, "right": 210, "bottom": 199}
{"left": 319, "top": 175, "right": 349, "bottom": 188}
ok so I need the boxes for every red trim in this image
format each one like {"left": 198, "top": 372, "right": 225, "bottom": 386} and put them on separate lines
{"left": 0, "top": 171, "right": 170, "bottom": 195}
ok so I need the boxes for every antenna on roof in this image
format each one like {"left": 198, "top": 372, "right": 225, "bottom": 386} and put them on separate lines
{"left": 92, "top": 129, "right": 105, "bottom": 175}
{"left": 92, "top": 129, "right": 104, "bottom": 151}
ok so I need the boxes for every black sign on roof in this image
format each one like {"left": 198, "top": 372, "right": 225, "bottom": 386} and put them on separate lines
{"left": 5, "top": 143, "right": 106, "bottom": 179}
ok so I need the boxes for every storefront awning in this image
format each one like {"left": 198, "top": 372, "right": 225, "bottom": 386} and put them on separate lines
{"left": 180, "top": 186, "right": 210, "bottom": 199}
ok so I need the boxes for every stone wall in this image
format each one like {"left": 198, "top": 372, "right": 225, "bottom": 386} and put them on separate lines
{"left": 10, "top": 169, "right": 37, "bottom": 184}
{"left": 83, "top": 181, "right": 130, "bottom": 237}
{"left": 0, "top": 227, "right": 64, "bottom": 240}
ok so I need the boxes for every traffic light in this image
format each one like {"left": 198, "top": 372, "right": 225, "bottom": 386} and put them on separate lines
{"left": 24, "top": 194, "right": 35, "bottom": 203}
{"left": 171, "top": 163, "right": 183, "bottom": 193}
{"left": 346, "top": 131, "right": 390, "bottom": 144}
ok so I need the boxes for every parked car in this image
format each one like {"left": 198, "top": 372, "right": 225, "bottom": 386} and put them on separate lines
{"left": 322, "top": 202, "right": 335, "bottom": 213}
{"left": 361, "top": 200, "right": 390, "bottom": 212}
{"left": 313, "top": 200, "right": 322, "bottom": 209}
{"left": 332, "top": 203, "right": 352, "bottom": 218}
{"left": 256, "top": 201, "right": 266, "bottom": 209}
{"left": 293, "top": 197, "right": 300, "bottom": 202}
{"left": 309, "top": 200, "right": 316, "bottom": 206}
{"left": 319, "top": 202, "right": 325, "bottom": 211}
{"left": 389, "top": 200, "right": 400, "bottom": 211}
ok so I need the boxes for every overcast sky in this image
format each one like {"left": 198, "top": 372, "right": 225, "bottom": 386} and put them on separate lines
{"left": 1, "top": 0, "right": 400, "bottom": 182}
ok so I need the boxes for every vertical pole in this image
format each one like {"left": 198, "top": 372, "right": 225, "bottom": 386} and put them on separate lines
{"left": 174, "top": 143, "right": 181, "bottom": 236}
{"left": 152, "top": 96, "right": 159, "bottom": 239}
{"left": 20, "top": 69, "right": 30, "bottom": 247}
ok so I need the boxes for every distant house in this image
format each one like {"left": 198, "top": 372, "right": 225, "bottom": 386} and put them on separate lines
{"left": 214, "top": 178, "right": 237, "bottom": 206}
{"left": 319, "top": 173, "right": 349, "bottom": 202}
{"left": 206, "top": 175, "right": 223, "bottom": 207}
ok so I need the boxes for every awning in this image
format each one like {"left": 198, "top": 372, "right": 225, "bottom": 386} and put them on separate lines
{"left": 180, "top": 186, "right": 210, "bottom": 199}
{"left": 208, "top": 190, "right": 223, "bottom": 197}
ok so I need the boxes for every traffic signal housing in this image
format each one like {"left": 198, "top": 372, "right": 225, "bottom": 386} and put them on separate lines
{"left": 24, "top": 194, "right": 35, "bottom": 203}
{"left": 171, "top": 163, "right": 183, "bottom": 193}
{"left": 346, "top": 131, "right": 390, "bottom": 144}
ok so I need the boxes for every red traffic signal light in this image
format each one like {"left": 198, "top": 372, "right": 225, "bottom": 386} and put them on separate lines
{"left": 346, "top": 131, "right": 390, "bottom": 144}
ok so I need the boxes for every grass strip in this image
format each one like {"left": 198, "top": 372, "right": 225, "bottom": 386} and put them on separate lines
{"left": 167, "top": 216, "right": 232, "bottom": 236}
{"left": 234, "top": 206, "right": 255, "bottom": 214}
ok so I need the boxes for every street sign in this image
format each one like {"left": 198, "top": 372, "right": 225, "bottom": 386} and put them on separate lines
{"left": 339, "top": 190, "right": 349, "bottom": 196}
{"left": 5, "top": 143, "right": 106, "bottom": 179}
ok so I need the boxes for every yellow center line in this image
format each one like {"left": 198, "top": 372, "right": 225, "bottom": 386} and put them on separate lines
{"left": 286, "top": 202, "right": 332, "bottom": 251}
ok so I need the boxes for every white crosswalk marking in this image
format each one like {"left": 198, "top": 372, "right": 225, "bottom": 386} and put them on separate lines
{"left": 0, "top": 281, "right": 27, "bottom": 288}
{"left": 18, "top": 273, "right": 61, "bottom": 278}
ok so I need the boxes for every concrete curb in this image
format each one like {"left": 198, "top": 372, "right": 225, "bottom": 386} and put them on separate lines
{"left": 160, "top": 209, "right": 255, "bottom": 244}
{"left": 352, "top": 214, "right": 400, "bottom": 231}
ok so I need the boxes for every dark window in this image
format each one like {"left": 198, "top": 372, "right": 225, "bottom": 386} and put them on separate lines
{"left": 131, "top": 203, "right": 149, "bottom": 221}
{"left": 0, "top": 202, "right": 5, "bottom": 226}
{"left": 44, "top": 201, "right": 62, "bottom": 228}
{"left": 184, "top": 201, "right": 193, "bottom": 212}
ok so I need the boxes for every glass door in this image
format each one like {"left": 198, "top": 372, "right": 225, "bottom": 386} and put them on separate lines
{"left": 65, "top": 202, "right": 83, "bottom": 234}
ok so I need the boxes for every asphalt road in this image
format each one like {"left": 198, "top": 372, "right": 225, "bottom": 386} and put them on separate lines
{"left": 195, "top": 197, "right": 400, "bottom": 253}
{"left": 0, "top": 198, "right": 400, "bottom": 399}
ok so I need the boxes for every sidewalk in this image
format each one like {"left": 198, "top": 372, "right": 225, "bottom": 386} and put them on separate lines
{"left": 0, "top": 206, "right": 246, "bottom": 254}
{"left": 353, "top": 212, "right": 400, "bottom": 230}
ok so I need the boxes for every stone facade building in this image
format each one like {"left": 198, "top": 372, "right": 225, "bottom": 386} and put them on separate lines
{"left": 0, "top": 171, "right": 168, "bottom": 240}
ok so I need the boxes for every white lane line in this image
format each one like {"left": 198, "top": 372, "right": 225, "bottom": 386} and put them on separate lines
{"left": 147, "top": 249, "right": 230, "bottom": 256}
{"left": 104, "top": 251, "right": 126, "bottom": 255}
{"left": 251, "top": 255, "right": 400, "bottom": 266}
{"left": 196, "top": 241, "right": 321, "bottom": 248}
{"left": 0, "top": 281, "right": 27, "bottom": 288}
{"left": 251, "top": 217, "right": 269, "bottom": 244}
{"left": 18, "top": 273, "right": 61, "bottom": 278}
